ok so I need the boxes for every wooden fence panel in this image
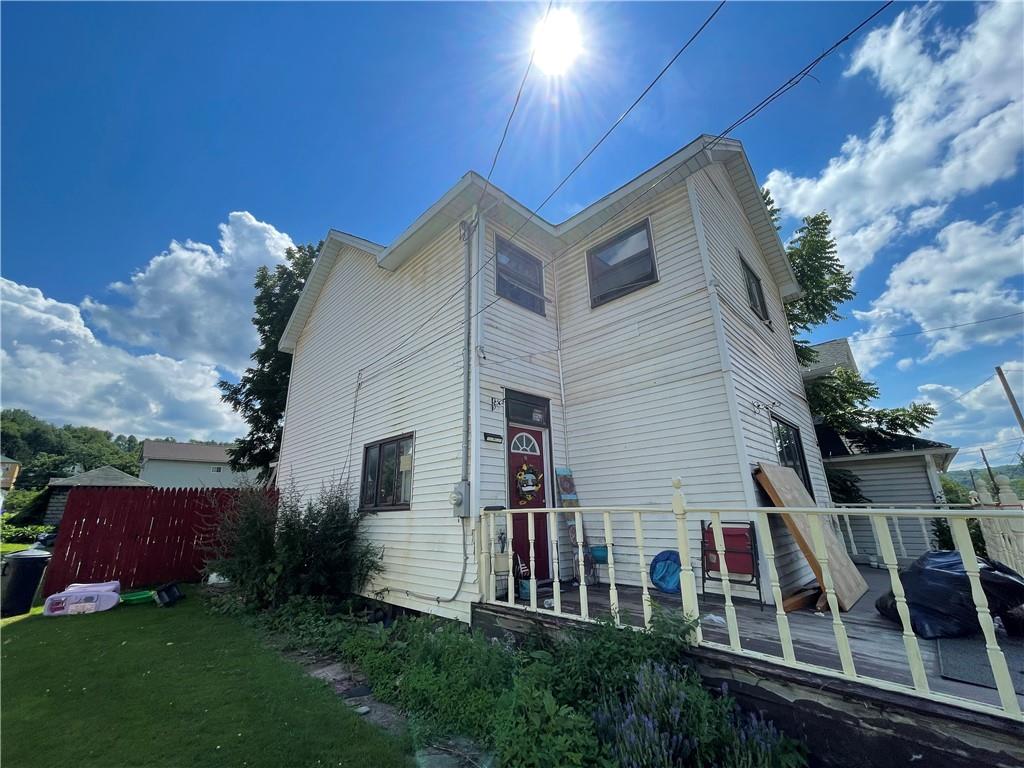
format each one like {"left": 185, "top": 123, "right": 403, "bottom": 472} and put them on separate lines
{"left": 42, "top": 486, "right": 243, "bottom": 597}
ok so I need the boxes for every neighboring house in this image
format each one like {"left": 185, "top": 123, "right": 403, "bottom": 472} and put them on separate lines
{"left": 139, "top": 440, "right": 257, "bottom": 488}
{"left": 277, "top": 134, "right": 830, "bottom": 622}
{"left": 802, "top": 338, "right": 958, "bottom": 561}
{"left": 46, "top": 466, "right": 152, "bottom": 525}
{"left": 1, "top": 455, "right": 21, "bottom": 497}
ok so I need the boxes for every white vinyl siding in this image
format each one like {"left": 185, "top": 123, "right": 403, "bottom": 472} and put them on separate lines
{"left": 833, "top": 455, "right": 937, "bottom": 560}
{"left": 139, "top": 460, "right": 257, "bottom": 489}
{"left": 277, "top": 226, "right": 475, "bottom": 622}
{"left": 692, "top": 163, "right": 830, "bottom": 595}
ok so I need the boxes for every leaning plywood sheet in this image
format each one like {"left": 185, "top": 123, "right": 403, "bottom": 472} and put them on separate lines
{"left": 755, "top": 463, "right": 868, "bottom": 611}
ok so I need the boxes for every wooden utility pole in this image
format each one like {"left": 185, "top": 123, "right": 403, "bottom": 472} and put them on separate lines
{"left": 980, "top": 447, "right": 998, "bottom": 490}
{"left": 995, "top": 366, "right": 1024, "bottom": 433}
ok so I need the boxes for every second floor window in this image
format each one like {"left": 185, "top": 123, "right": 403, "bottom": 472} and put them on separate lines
{"left": 361, "top": 433, "right": 414, "bottom": 510}
{"left": 741, "top": 255, "right": 769, "bottom": 322}
{"left": 496, "top": 235, "right": 545, "bottom": 315}
{"left": 587, "top": 219, "right": 658, "bottom": 307}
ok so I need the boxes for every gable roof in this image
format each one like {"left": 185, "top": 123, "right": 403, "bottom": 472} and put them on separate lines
{"left": 815, "top": 424, "right": 958, "bottom": 469}
{"left": 0, "top": 455, "right": 19, "bottom": 465}
{"left": 801, "top": 338, "right": 859, "bottom": 380}
{"left": 280, "top": 135, "right": 799, "bottom": 353}
{"left": 48, "top": 465, "right": 151, "bottom": 487}
{"left": 141, "top": 440, "right": 232, "bottom": 464}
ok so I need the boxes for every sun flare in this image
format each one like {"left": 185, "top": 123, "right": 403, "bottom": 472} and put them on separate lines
{"left": 533, "top": 8, "right": 583, "bottom": 77}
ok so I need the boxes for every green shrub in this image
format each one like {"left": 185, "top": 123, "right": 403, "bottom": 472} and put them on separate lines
{"left": 0, "top": 512, "right": 54, "bottom": 543}
{"left": 594, "top": 662, "right": 806, "bottom": 768}
{"left": 206, "top": 483, "right": 383, "bottom": 609}
{"left": 493, "top": 678, "right": 600, "bottom": 768}
{"left": 931, "top": 517, "right": 988, "bottom": 558}
{"left": 2, "top": 489, "right": 48, "bottom": 524}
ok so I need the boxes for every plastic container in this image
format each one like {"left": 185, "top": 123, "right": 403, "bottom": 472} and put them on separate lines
{"left": 120, "top": 590, "right": 156, "bottom": 605}
{"left": 590, "top": 545, "right": 609, "bottom": 565}
{"left": 1, "top": 548, "right": 52, "bottom": 617}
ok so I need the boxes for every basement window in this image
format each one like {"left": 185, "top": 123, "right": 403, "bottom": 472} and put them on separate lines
{"left": 741, "top": 255, "right": 769, "bottom": 322}
{"left": 495, "top": 235, "right": 545, "bottom": 316}
{"left": 586, "top": 219, "right": 658, "bottom": 307}
{"left": 772, "top": 416, "right": 813, "bottom": 496}
{"left": 361, "top": 434, "right": 414, "bottom": 510}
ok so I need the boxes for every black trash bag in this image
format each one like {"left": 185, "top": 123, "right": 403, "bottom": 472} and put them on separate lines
{"left": 875, "top": 550, "right": 1024, "bottom": 639}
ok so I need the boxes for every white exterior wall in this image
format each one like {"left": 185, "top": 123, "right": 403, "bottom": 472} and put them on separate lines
{"left": 277, "top": 227, "right": 476, "bottom": 621}
{"left": 550, "top": 181, "right": 748, "bottom": 591}
{"left": 834, "top": 455, "right": 937, "bottom": 560}
{"left": 140, "top": 460, "right": 257, "bottom": 489}
{"left": 692, "top": 164, "right": 828, "bottom": 594}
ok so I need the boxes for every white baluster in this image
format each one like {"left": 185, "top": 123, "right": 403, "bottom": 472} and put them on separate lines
{"left": 603, "top": 510, "right": 620, "bottom": 627}
{"left": 842, "top": 514, "right": 858, "bottom": 556}
{"left": 633, "top": 510, "right": 653, "bottom": 629}
{"left": 871, "top": 516, "right": 929, "bottom": 693}
{"left": 506, "top": 510, "right": 515, "bottom": 607}
{"left": 710, "top": 511, "right": 741, "bottom": 651}
{"left": 808, "top": 514, "right": 856, "bottom": 677}
{"left": 671, "top": 479, "right": 702, "bottom": 644}
{"left": 950, "top": 517, "right": 1021, "bottom": 717}
{"left": 754, "top": 510, "right": 794, "bottom": 663}
{"left": 574, "top": 509, "right": 588, "bottom": 620}
{"left": 527, "top": 511, "right": 538, "bottom": 611}
{"left": 918, "top": 515, "right": 932, "bottom": 551}
{"left": 548, "top": 509, "right": 561, "bottom": 615}
{"left": 486, "top": 511, "right": 495, "bottom": 602}
{"left": 891, "top": 516, "right": 908, "bottom": 559}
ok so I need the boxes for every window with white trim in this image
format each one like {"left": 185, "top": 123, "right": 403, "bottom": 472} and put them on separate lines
{"left": 586, "top": 220, "right": 658, "bottom": 307}
{"left": 740, "top": 254, "right": 769, "bottom": 322}
{"left": 772, "top": 416, "right": 813, "bottom": 496}
{"left": 360, "top": 433, "right": 414, "bottom": 510}
{"left": 495, "top": 235, "right": 545, "bottom": 315}
{"left": 509, "top": 432, "right": 541, "bottom": 455}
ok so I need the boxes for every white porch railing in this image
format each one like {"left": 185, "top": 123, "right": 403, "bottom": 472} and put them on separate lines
{"left": 479, "top": 480, "right": 1024, "bottom": 723}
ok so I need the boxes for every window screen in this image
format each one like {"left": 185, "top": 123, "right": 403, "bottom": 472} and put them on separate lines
{"left": 360, "top": 434, "right": 414, "bottom": 510}
{"left": 772, "top": 417, "right": 813, "bottom": 496}
{"left": 741, "top": 256, "right": 769, "bottom": 322}
{"left": 586, "top": 220, "right": 658, "bottom": 307}
{"left": 495, "top": 235, "right": 545, "bottom": 315}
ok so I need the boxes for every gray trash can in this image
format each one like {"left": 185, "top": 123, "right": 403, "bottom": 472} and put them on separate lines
{"left": 1, "top": 548, "right": 52, "bottom": 617}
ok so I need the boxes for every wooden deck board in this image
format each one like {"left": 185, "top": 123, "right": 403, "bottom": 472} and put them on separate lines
{"left": 505, "top": 565, "right": 1023, "bottom": 711}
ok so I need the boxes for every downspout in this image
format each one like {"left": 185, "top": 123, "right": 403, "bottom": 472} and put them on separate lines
{"left": 552, "top": 252, "right": 571, "bottom": 466}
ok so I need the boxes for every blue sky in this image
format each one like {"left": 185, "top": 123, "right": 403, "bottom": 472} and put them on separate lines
{"left": 2, "top": 2, "right": 1022, "bottom": 471}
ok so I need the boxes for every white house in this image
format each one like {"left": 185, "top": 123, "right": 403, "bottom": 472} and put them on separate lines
{"left": 276, "top": 135, "right": 830, "bottom": 622}
{"left": 140, "top": 440, "right": 258, "bottom": 488}
{"left": 802, "top": 338, "right": 958, "bottom": 562}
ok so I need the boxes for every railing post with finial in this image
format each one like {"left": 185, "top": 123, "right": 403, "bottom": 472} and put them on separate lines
{"left": 671, "top": 478, "right": 702, "bottom": 643}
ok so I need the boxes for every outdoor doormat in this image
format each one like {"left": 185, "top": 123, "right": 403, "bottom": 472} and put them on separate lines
{"left": 937, "top": 636, "right": 1024, "bottom": 694}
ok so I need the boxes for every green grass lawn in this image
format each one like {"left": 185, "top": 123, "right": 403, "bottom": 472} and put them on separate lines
{"left": 1, "top": 591, "right": 412, "bottom": 768}
{"left": 1, "top": 542, "right": 31, "bottom": 554}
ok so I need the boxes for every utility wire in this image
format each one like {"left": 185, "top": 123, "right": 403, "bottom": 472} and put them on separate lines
{"left": 358, "top": 0, "right": 893, "bottom": 376}
{"left": 852, "top": 312, "right": 1024, "bottom": 343}
{"left": 477, "top": 0, "right": 554, "bottom": 209}
{"left": 933, "top": 373, "right": 997, "bottom": 411}
{"left": 356, "top": 1, "right": 728, "bottom": 376}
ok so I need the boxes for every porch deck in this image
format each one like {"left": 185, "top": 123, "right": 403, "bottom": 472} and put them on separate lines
{"left": 503, "top": 565, "right": 1024, "bottom": 712}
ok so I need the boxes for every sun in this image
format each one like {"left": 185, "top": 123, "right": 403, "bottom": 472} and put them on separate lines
{"left": 532, "top": 8, "right": 583, "bottom": 77}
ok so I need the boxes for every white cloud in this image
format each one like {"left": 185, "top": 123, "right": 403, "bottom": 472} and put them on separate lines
{"left": 918, "top": 362, "right": 1024, "bottom": 468}
{"left": 82, "top": 212, "right": 293, "bottom": 374}
{"left": 1, "top": 278, "right": 245, "bottom": 441}
{"left": 849, "top": 209, "right": 1024, "bottom": 373}
{"left": 766, "top": 2, "right": 1024, "bottom": 274}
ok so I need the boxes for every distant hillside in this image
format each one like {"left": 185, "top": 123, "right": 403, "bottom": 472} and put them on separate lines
{"left": 945, "top": 463, "right": 1024, "bottom": 496}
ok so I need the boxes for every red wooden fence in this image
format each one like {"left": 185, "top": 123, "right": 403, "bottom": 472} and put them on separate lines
{"left": 43, "top": 486, "right": 237, "bottom": 597}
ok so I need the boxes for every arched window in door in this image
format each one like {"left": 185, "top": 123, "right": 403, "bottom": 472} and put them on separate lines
{"left": 510, "top": 432, "right": 541, "bottom": 455}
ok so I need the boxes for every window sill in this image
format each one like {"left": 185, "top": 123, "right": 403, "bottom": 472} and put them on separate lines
{"left": 359, "top": 504, "right": 411, "bottom": 513}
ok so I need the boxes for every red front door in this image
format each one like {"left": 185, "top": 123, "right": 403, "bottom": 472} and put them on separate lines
{"left": 507, "top": 424, "right": 550, "bottom": 580}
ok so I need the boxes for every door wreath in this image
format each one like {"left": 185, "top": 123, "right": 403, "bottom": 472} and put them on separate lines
{"left": 515, "top": 462, "right": 543, "bottom": 505}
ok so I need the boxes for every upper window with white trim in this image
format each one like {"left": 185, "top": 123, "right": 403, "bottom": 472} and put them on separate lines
{"left": 586, "top": 220, "right": 658, "bottom": 307}
{"left": 509, "top": 432, "right": 541, "bottom": 455}
{"left": 740, "top": 254, "right": 769, "bottom": 322}
{"left": 496, "top": 235, "right": 545, "bottom": 316}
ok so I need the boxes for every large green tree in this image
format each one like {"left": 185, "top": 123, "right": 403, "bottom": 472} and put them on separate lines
{"left": 219, "top": 243, "right": 319, "bottom": 477}
{"left": 0, "top": 409, "right": 142, "bottom": 488}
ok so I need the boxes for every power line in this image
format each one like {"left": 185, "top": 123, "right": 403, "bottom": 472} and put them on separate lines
{"left": 705, "top": 1, "right": 894, "bottom": 150}
{"left": 356, "top": 1, "right": 728, "bottom": 376}
{"left": 359, "top": 0, "right": 894, "bottom": 376}
{"left": 933, "top": 372, "right": 997, "bottom": 411}
{"left": 852, "top": 311, "right": 1024, "bottom": 342}
{"left": 477, "top": 1, "right": 554, "bottom": 209}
